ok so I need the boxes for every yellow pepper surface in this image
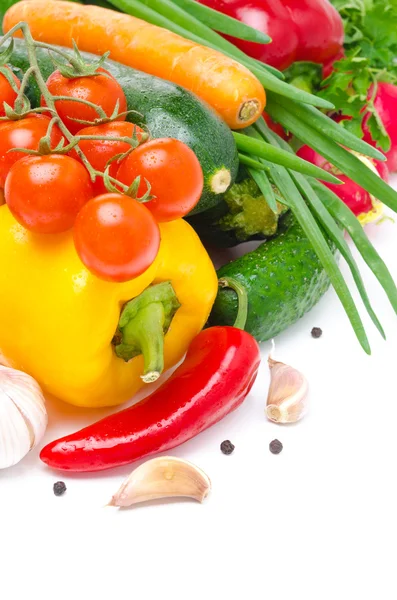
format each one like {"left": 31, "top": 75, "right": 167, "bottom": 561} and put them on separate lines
{"left": 0, "top": 206, "right": 218, "bottom": 407}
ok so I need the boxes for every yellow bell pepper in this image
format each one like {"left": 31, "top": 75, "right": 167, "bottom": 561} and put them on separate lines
{"left": 0, "top": 206, "right": 218, "bottom": 408}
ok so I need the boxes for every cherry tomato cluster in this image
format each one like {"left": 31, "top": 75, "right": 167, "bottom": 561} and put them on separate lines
{"left": 0, "top": 66, "right": 204, "bottom": 282}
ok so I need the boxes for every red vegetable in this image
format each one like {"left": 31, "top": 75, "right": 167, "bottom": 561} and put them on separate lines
{"left": 363, "top": 82, "right": 397, "bottom": 173}
{"left": 41, "top": 68, "right": 128, "bottom": 135}
{"left": 40, "top": 326, "right": 261, "bottom": 472}
{"left": 116, "top": 138, "right": 204, "bottom": 222}
{"left": 73, "top": 192, "right": 160, "bottom": 282}
{"left": 374, "top": 159, "right": 389, "bottom": 184}
{"left": 263, "top": 111, "right": 289, "bottom": 140}
{"left": 297, "top": 145, "right": 382, "bottom": 220}
{"left": 322, "top": 48, "right": 345, "bottom": 80}
{"left": 0, "top": 115, "right": 64, "bottom": 188}
{"left": 5, "top": 154, "right": 93, "bottom": 233}
{"left": 0, "top": 67, "right": 20, "bottom": 117}
{"left": 72, "top": 121, "right": 145, "bottom": 195}
{"left": 332, "top": 114, "right": 389, "bottom": 183}
{"left": 198, "top": 0, "right": 343, "bottom": 71}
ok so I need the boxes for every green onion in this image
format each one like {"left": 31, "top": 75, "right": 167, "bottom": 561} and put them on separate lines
{"left": 248, "top": 167, "right": 278, "bottom": 214}
{"left": 170, "top": 0, "right": 271, "bottom": 43}
{"left": 268, "top": 93, "right": 385, "bottom": 161}
{"left": 107, "top": 0, "right": 202, "bottom": 35}
{"left": 311, "top": 180, "right": 397, "bottom": 316}
{"left": 234, "top": 132, "right": 341, "bottom": 184}
{"left": 248, "top": 65, "right": 334, "bottom": 109}
{"left": 247, "top": 127, "right": 370, "bottom": 353}
{"left": 292, "top": 173, "right": 385, "bottom": 338}
{"left": 265, "top": 97, "right": 397, "bottom": 213}
{"left": 253, "top": 58, "right": 285, "bottom": 80}
{"left": 265, "top": 124, "right": 397, "bottom": 341}
{"left": 238, "top": 153, "right": 269, "bottom": 171}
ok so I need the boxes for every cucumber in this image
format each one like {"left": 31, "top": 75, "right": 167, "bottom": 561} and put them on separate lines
{"left": 8, "top": 40, "right": 239, "bottom": 215}
{"left": 209, "top": 212, "right": 336, "bottom": 341}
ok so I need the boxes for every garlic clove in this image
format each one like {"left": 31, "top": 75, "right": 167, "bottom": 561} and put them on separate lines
{"left": 266, "top": 357, "right": 308, "bottom": 424}
{"left": 109, "top": 456, "right": 211, "bottom": 507}
{"left": 0, "top": 365, "right": 48, "bottom": 469}
{"left": 8, "top": 370, "right": 47, "bottom": 449}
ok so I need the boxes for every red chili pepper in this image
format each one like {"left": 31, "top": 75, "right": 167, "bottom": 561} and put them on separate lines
{"left": 40, "top": 325, "right": 261, "bottom": 472}
{"left": 198, "top": 0, "right": 343, "bottom": 71}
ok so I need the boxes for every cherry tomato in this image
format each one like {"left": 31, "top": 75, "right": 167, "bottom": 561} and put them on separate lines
{"left": 72, "top": 122, "right": 145, "bottom": 195}
{"left": 0, "top": 67, "right": 20, "bottom": 117}
{"left": 5, "top": 154, "right": 94, "bottom": 234}
{"left": 0, "top": 115, "right": 64, "bottom": 188}
{"left": 41, "top": 68, "right": 128, "bottom": 135}
{"left": 116, "top": 138, "right": 203, "bottom": 222}
{"left": 73, "top": 193, "right": 160, "bottom": 282}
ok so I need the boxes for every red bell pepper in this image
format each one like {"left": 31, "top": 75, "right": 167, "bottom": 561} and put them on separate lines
{"left": 198, "top": 0, "right": 344, "bottom": 71}
{"left": 40, "top": 326, "right": 261, "bottom": 472}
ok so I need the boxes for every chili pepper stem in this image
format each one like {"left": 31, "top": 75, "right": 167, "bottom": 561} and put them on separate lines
{"left": 218, "top": 277, "right": 248, "bottom": 330}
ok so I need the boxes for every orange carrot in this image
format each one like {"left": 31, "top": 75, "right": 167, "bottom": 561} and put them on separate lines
{"left": 3, "top": 0, "right": 266, "bottom": 129}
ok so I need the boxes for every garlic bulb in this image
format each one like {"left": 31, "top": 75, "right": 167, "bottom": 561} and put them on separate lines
{"left": 109, "top": 456, "right": 211, "bottom": 507}
{"left": 266, "top": 357, "right": 308, "bottom": 424}
{"left": 0, "top": 365, "right": 48, "bottom": 469}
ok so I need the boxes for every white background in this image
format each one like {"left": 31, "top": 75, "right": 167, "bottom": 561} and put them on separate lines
{"left": 1, "top": 181, "right": 397, "bottom": 600}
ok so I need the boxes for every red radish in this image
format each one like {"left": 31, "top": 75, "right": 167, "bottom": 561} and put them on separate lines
{"left": 333, "top": 113, "right": 390, "bottom": 182}
{"left": 373, "top": 159, "right": 389, "bottom": 183}
{"left": 362, "top": 82, "right": 397, "bottom": 173}
{"left": 297, "top": 145, "right": 382, "bottom": 222}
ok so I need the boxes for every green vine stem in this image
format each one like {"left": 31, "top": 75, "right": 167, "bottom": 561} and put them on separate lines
{"left": 218, "top": 276, "right": 248, "bottom": 330}
{"left": 33, "top": 41, "right": 79, "bottom": 64}
{"left": 51, "top": 95, "right": 110, "bottom": 121}
{"left": 0, "top": 22, "right": 149, "bottom": 195}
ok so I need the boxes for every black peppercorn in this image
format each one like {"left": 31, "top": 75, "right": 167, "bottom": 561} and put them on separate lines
{"left": 53, "top": 481, "right": 67, "bottom": 496}
{"left": 220, "top": 440, "right": 235, "bottom": 455}
{"left": 311, "top": 327, "right": 323, "bottom": 339}
{"left": 269, "top": 439, "right": 283, "bottom": 455}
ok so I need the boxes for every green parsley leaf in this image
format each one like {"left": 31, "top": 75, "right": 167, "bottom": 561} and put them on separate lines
{"left": 318, "top": 0, "right": 397, "bottom": 148}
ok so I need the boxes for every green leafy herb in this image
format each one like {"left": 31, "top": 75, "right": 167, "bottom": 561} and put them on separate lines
{"left": 283, "top": 61, "right": 323, "bottom": 94}
{"left": 321, "top": 0, "right": 397, "bottom": 150}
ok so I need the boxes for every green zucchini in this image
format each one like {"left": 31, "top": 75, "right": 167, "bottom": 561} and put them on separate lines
{"left": 208, "top": 212, "right": 336, "bottom": 341}
{"left": 8, "top": 40, "right": 239, "bottom": 215}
